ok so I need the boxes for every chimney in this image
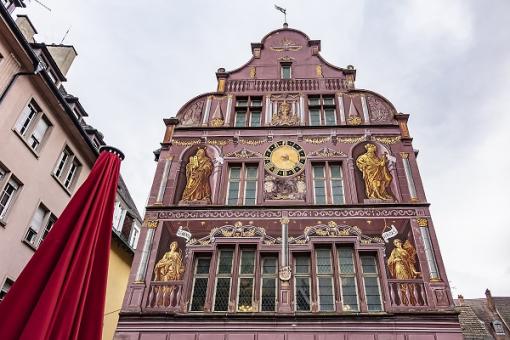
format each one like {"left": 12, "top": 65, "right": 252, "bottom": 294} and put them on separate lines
{"left": 15, "top": 15, "right": 37, "bottom": 43}
{"left": 457, "top": 295, "right": 464, "bottom": 306}
{"left": 46, "top": 45, "right": 78, "bottom": 77}
{"left": 485, "top": 289, "right": 496, "bottom": 312}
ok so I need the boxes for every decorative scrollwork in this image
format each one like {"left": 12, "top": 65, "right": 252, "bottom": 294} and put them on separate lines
{"left": 239, "top": 137, "right": 267, "bottom": 146}
{"left": 207, "top": 138, "right": 231, "bottom": 146}
{"left": 188, "top": 223, "right": 279, "bottom": 246}
{"left": 374, "top": 136, "right": 401, "bottom": 145}
{"left": 172, "top": 138, "right": 202, "bottom": 146}
{"left": 303, "top": 136, "right": 331, "bottom": 144}
{"left": 225, "top": 148, "right": 262, "bottom": 158}
{"left": 338, "top": 135, "right": 367, "bottom": 144}
{"left": 290, "top": 221, "right": 384, "bottom": 245}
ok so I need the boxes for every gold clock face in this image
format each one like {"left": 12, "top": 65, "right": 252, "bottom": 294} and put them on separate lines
{"left": 264, "top": 141, "right": 306, "bottom": 177}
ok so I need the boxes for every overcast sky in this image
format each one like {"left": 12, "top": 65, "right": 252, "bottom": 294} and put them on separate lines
{"left": 19, "top": 0, "right": 510, "bottom": 298}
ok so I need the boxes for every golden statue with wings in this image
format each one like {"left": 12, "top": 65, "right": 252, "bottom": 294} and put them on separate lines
{"left": 387, "top": 238, "right": 421, "bottom": 305}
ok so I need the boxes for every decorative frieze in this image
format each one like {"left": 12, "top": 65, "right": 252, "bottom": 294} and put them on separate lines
{"left": 225, "top": 148, "right": 262, "bottom": 158}
{"left": 157, "top": 208, "right": 417, "bottom": 220}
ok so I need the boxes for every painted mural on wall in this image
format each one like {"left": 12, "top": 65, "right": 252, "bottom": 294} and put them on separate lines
{"left": 367, "top": 95, "right": 396, "bottom": 123}
{"left": 356, "top": 143, "right": 394, "bottom": 200}
{"left": 181, "top": 148, "right": 213, "bottom": 204}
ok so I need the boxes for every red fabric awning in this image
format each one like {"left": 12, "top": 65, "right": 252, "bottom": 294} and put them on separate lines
{"left": 0, "top": 148, "right": 122, "bottom": 340}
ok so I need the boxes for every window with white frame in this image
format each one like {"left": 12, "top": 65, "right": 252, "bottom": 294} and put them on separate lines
{"left": 308, "top": 95, "right": 336, "bottom": 126}
{"left": 226, "top": 164, "right": 258, "bottom": 205}
{"left": 53, "top": 146, "right": 81, "bottom": 191}
{"left": 24, "top": 203, "right": 56, "bottom": 248}
{"left": 0, "top": 278, "right": 14, "bottom": 301}
{"left": 312, "top": 162, "right": 345, "bottom": 205}
{"left": 0, "top": 168, "right": 21, "bottom": 221}
{"left": 14, "top": 100, "right": 51, "bottom": 152}
{"left": 128, "top": 222, "right": 141, "bottom": 249}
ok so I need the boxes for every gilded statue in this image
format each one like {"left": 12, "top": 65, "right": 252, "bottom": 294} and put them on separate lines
{"left": 182, "top": 148, "right": 213, "bottom": 203}
{"left": 272, "top": 100, "right": 298, "bottom": 126}
{"left": 356, "top": 143, "right": 393, "bottom": 200}
{"left": 154, "top": 241, "right": 185, "bottom": 281}
{"left": 387, "top": 239, "right": 421, "bottom": 305}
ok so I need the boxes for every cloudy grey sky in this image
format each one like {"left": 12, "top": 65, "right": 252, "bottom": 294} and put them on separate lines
{"left": 20, "top": 0, "right": 510, "bottom": 298}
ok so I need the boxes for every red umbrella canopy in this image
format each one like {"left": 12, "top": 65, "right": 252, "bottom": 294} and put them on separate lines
{"left": 0, "top": 147, "right": 123, "bottom": 340}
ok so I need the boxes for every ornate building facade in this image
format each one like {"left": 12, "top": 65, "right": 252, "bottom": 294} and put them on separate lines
{"left": 117, "top": 25, "right": 462, "bottom": 339}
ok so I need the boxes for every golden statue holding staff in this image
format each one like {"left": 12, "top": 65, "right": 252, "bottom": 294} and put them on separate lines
{"left": 387, "top": 238, "right": 420, "bottom": 305}
{"left": 182, "top": 148, "right": 213, "bottom": 203}
{"left": 356, "top": 143, "right": 393, "bottom": 200}
{"left": 154, "top": 241, "right": 185, "bottom": 281}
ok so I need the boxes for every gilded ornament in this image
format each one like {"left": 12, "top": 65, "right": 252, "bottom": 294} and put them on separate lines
{"left": 338, "top": 135, "right": 367, "bottom": 144}
{"left": 249, "top": 66, "right": 256, "bottom": 79}
{"left": 280, "top": 217, "right": 290, "bottom": 224}
{"left": 308, "top": 147, "right": 347, "bottom": 158}
{"left": 374, "top": 136, "right": 401, "bottom": 145}
{"left": 270, "top": 37, "right": 303, "bottom": 52}
{"left": 387, "top": 239, "right": 421, "bottom": 306}
{"left": 347, "top": 116, "right": 362, "bottom": 125}
{"left": 356, "top": 143, "right": 394, "bottom": 200}
{"left": 225, "top": 148, "right": 262, "bottom": 159}
{"left": 154, "top": 241, "right": 185, "bottom": 281}
{"left": 207, "top": 138, "right": 230, "bottom": 146}
{"left": 209, "top": 118, "right": 224, "bottom": 127}
{"left": 316, "top": 65, "right": 323, "bottom": 77}
{"left": 146, "top": 220, "right": 158, "bottom": 229}
{"left": 400, "top": 152, "right": 409, "bottom": 159}
{"left": 416, "top": 218, "right": 428, "bottom": 227}
{"left": 303, "top": 136, "right": 331, "bottom": 144}
{"left": 181, "top": 148, "right": 213, "bottom": 203}
{"left": 272, "top": 100, "right": 299, "bottom": 126}
{"left": 172, "top": 138, "right": 202, "bottom": 146}
{"left": 239, "top": 137, "right": 267, "bottom": 146}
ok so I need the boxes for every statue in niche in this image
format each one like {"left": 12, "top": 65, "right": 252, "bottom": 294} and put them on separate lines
{"left": 272, "top": 100, "right": 299, "bottom": 126}
{"left": 182, "top": 148, "right": 213, "bottom": 203}
{"left": 154, "top": 241, "right": 185, "bottom": 281}
{"left": 387, "top": 238, "right": 421, "bottom": 305}
{"left": 356, "top": 143, "right": 394, "bottom": 200}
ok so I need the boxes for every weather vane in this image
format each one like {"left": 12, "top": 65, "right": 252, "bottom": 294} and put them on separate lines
{"left": 274, "top": 4, "right": 287, "bottom": 26}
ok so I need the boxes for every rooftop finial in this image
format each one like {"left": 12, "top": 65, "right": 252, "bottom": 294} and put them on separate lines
{"left": 274, "top": 5, "right": 288, "bottom": 27}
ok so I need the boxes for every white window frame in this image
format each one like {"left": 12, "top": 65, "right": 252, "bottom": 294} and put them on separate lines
{"left": 128, "top": 222, "right": 141, "bottom": 249}
{"left": 53, "top": 146, "right": 81, "bottom": 192}
{"left": 0, "top": 172, "right": 21, "bottom": 221}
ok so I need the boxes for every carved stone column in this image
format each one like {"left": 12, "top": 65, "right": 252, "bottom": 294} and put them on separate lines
{"left": 135, "top": 220, "right": 158, "bottom": 282}
{"left": 278, "top": 216, "right": 293, "bottom": 313}
{"left": 400, "top": 152, "right": 418, "bottom": 201}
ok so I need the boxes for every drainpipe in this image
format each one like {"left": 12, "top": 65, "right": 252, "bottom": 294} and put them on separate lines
{"left": 0, "top": 61, "right": 45, "bottom": 105}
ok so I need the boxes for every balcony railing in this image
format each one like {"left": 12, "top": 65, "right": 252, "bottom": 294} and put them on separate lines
{"left": 388, "top": 279, "right": 428, "bottom": 308}
{"left": 226, "top": 78, "right": 351, "bottom": 93}
{"left": 146, "top": 280, "right": 184, "bottom": 311}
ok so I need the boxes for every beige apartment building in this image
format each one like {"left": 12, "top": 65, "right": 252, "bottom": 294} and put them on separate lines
{"left": 0, "top": 3, "right": 141, "bottom": 339}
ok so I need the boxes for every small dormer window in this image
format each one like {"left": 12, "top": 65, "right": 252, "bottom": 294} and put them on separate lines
{"left": 281, "top": 63, "right": 292, "bottom": 79}
{"left": 493, "top": 320, "right": 505, "bottom": 335}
